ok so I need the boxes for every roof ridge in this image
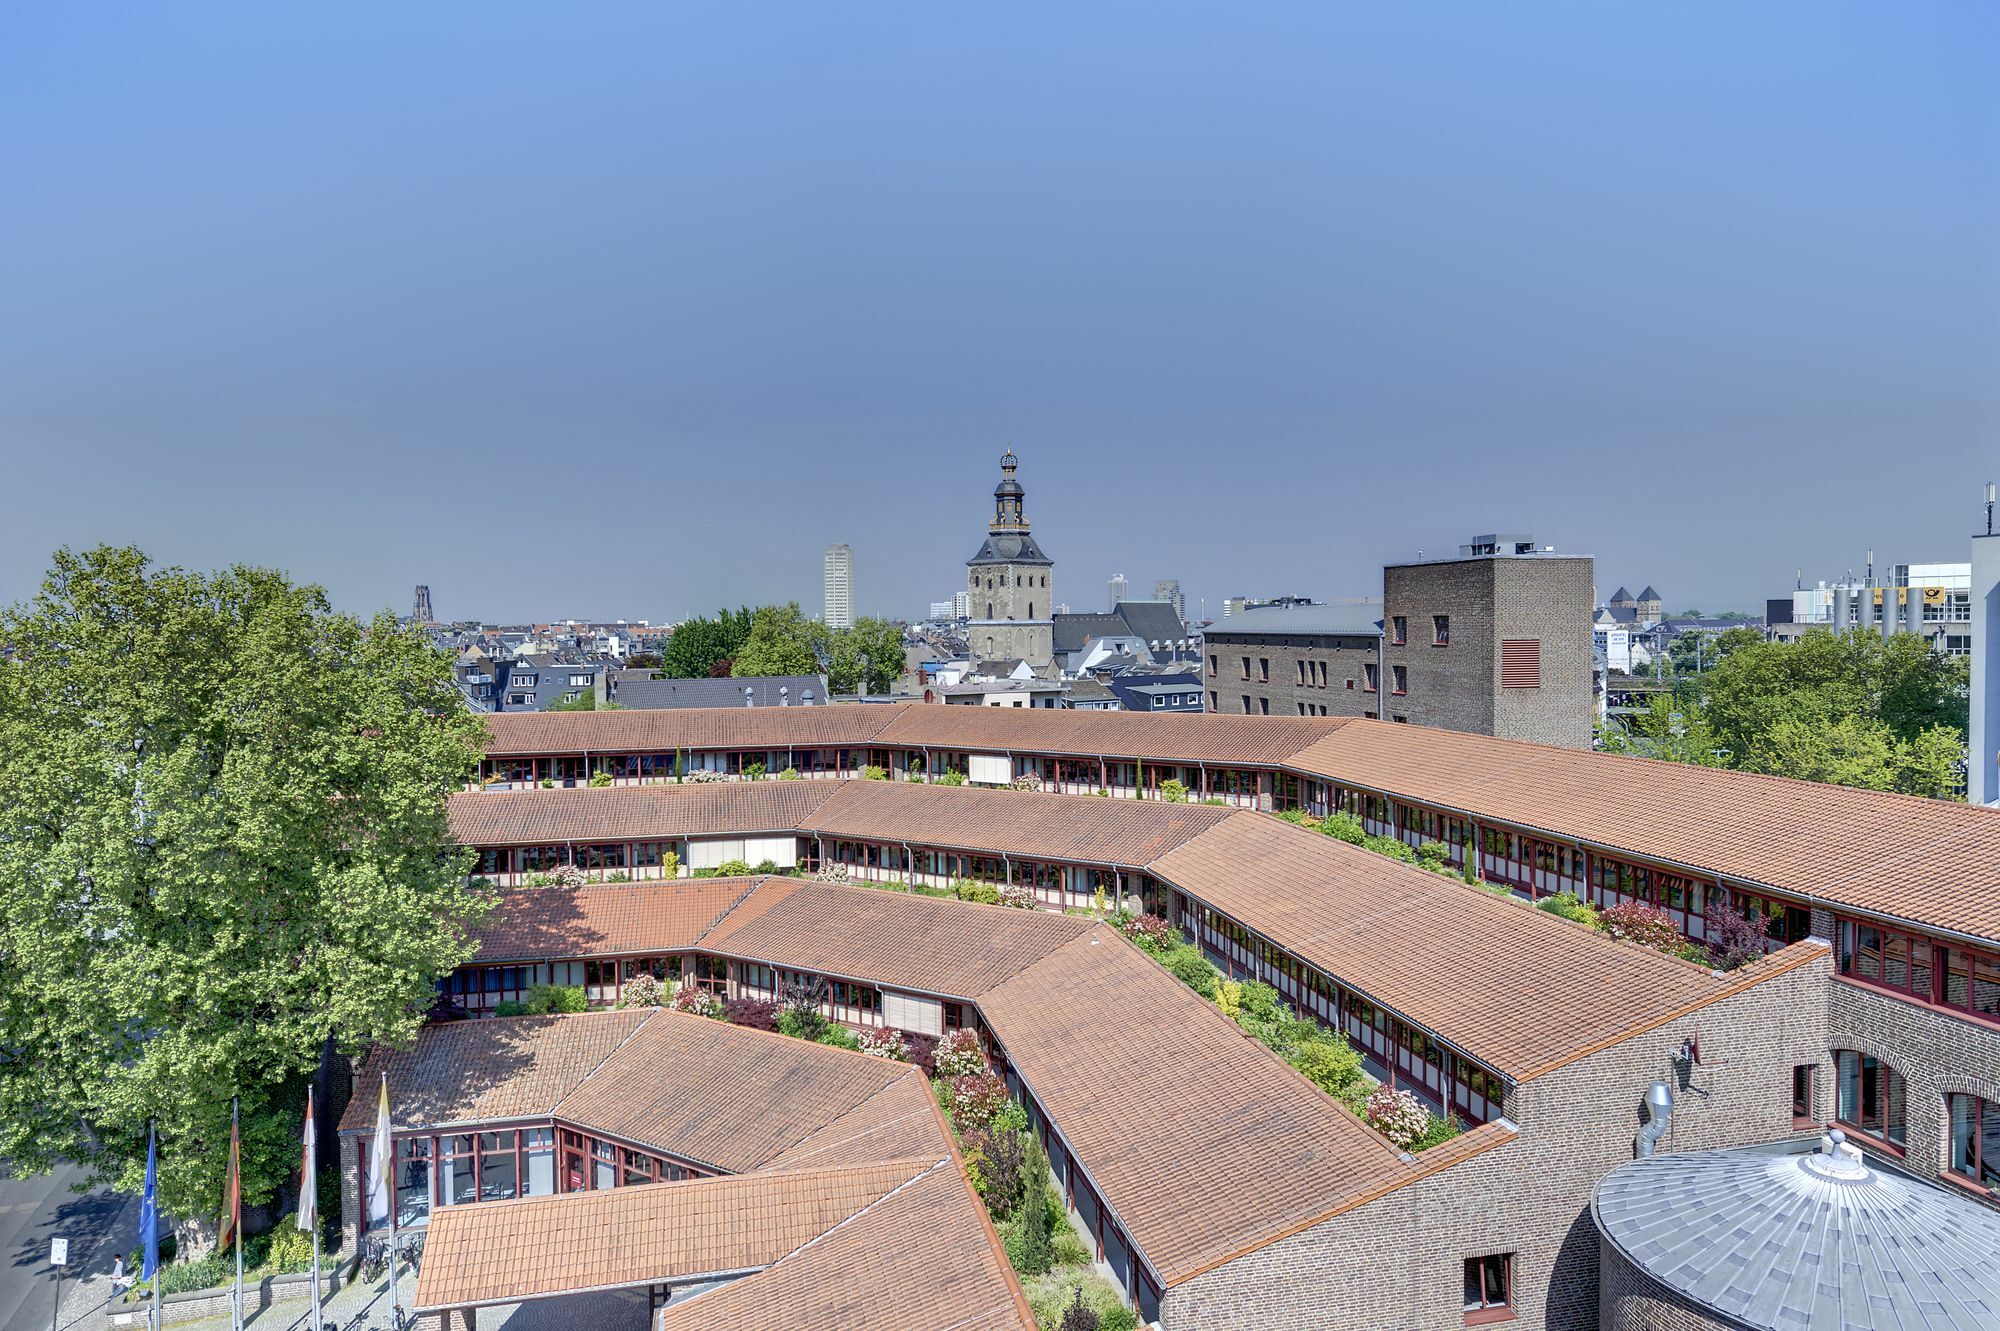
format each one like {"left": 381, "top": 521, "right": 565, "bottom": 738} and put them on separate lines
{"left": 546, "top": 1007, "right": 660, "bottom": 1116}
{"left": 757, "top": 1066, "right": 935, "bottom": 1167}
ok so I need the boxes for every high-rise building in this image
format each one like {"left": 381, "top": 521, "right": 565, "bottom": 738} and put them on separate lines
{"left": 823, "top": 544, "right": 854, "bottom": 630}
{"left": 952, "top": 591, "right": 970, "bottom": 620}
{"left": 412, "top": 585, "right": 434, "bottom": 623}
{"left": 966, "top": 451, "right": 1054, "bottom": 668}
{"left": 1154, "top": 579, "right": 1185, "bottom": 624}
{"left": 1108, "top": 573, "right": 1128, "bottom": 609}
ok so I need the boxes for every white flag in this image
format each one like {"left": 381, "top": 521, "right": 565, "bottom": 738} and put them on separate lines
{"left": 297, "top": 1087, "right": 318, "bottom": 1232}
{"left": 365, "top": 1078, "right": 392, "bottom": 1226}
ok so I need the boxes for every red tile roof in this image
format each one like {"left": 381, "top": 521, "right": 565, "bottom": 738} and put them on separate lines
{"left": 480, "top": 707, "right": 895, "bottom": 758}
{"left": 472, "top": 878, "right": 760, "bottom": 961}
{"left": 447, "top": 781, "right": 837, "bottom": 846}
{"left": 875, "top": 704, "right": 1354, "bottom": 766}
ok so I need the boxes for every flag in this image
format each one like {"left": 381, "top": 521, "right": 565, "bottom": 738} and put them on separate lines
{"left": 297, "top": 1088, "right": 317, "bottom": 1233}
{"left": 218, "top": 1111, "right": 241, "bottom": 1250}
{"left": 139, "top": 1125, "right": 160, "bottom": 1282}
{"left": 365, "top": 1079, "right": 392, "bottom": 1226}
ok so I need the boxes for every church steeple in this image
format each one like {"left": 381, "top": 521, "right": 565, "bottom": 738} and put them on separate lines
{"left": 992, "top": 449, "right": 1027, "bottom": 531}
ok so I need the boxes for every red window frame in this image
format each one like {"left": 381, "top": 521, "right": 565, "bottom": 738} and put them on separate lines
{"left": 1838, "top": 916, "right": 2000, "bottom": 1023}
{"left": 1833, "top": 1049, "right": 1907, "bottom": 1152}
{"left": 1947, "top": 1093, "right": 2000, "bottom": 1192}
{"left": 1463, "top": 1253, "right": 1513, "bottom": 1324}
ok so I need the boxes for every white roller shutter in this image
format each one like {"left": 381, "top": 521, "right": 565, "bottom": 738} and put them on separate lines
{"left": 967, "top": 753, "right": 1012, "bottom": 786}
{"left": 742, "top": 835, "right": 798, "bottom": 868}
{"left": 881, "top": 990, "right": 944, "bottom": 1037}
{"left": 687, "top": 837, "right": 748, "bottom": 870}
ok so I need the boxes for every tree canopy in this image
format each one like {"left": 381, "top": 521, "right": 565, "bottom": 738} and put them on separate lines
{"left": 730, "top": 603, "right": 826, "bottom": 679}
{"left": 659, "top": 607, "right": 753, "bottom": 678}
{"left": 0, "top": 547, "right": 491, "bottom": 1230}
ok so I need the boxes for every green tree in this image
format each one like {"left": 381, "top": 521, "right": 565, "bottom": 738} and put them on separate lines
{"left": 1897, "top": 725, "right": 1967, "bottom": 799}
{"left": 1600, "top": 696, "right": 1728, "bottom": 767}
{"left": 0, "top": 547, "right": 491, "bottom": 1239}
{"left": 1875, "top": 633, "right": 1969, "bottom": 741}
{"left": 1739, "top": 713, "right": 1899, "bottom": 790}
{"left": 843, "top": 617, "right": 909, "bottom": 695}
{"left": 660, "top": 607, "right": 753, "bottom": 678}
{"left": 731, "top": 603, "right": 826, "bottom": 679}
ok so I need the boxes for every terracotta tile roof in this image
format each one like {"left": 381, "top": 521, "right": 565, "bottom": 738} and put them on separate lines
{"left": 471, "top": 878, "right": 761, "bottom": 961}
{"left": 1152, "top": 814, "right": 1727, "bottom": 1078}
{"left": 551, "top": 1012, "right": 934, "bottom": 1173}
{"left": 480, "top": 706, "right": 898, "bottom": 758}
{"left": 1288, "top": 719, "right": 2000, "bottom": 943}
{"left": 447, "top": 781, "right": 838, "bottom": 846}
{"left": 802, "top": 779, "right": 1235, "bottom": 866}
{"left": 699, "top": 879, "right": 1092, "bottom": 1000}
{"left": 650, "top": 1159, "right": 1034, "bottom": 1331}
{"left": 338, "top": 1011, "right": 650, "bottom": 1134}
{"left": 975, "top": 929, "right": 1410, "bottom": 1287}
{"left": 762, "top": 1067, "right": 955, "bottom": 1172}
{"left": 875, "top": 704, "right": 1354, "bottom": 766}
{"left": 410, "top": 1158, "right": 930, "bottom": 1308}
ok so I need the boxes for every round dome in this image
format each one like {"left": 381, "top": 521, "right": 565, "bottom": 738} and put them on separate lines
{"left": 1593, "top": 1133, "right": 2000, "bottom": 1330}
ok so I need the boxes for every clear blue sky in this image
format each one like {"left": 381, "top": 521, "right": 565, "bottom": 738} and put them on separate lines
{"left": 2, "top": 3, "right": 1994, "bottom": 623}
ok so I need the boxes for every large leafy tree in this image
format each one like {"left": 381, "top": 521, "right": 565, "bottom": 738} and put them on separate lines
{"left": 660, "top": 607, "right": 752, "bottom": 678}
{"left": 823, "top": 617, "right": 908, "bottom": 696}
{"left": 730, "top": 603, "right": 827, "bottom": 679}
{"left": 0, "top": 547, "right": 491, "bottom": 1237}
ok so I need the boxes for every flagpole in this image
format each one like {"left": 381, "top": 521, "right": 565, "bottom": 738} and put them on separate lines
{"left": 303, "top": 1089, "right": 323, "bottom": 1331}
{"left": 231, "top": 1099, "right": 243, "bottom": 1331}
{"left": 385, "top": 1089, "right": 402, "bottom": 1328}
{"left": 144, "top": 1124, "right": 161, "bottom": 1331}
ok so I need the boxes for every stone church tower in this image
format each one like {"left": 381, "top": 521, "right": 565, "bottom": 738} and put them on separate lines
{"left": 967, "top": 451, "right": 1054, "bottom": 669}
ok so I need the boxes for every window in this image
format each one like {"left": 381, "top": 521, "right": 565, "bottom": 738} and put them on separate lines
{"left": 1208, "top": 654, "right": 1217, "bottom": 677}
{"left": 1792, "top": 1065, "right": 1816, "bottom": 1126}
{"left": 1834, "top": 1050, "right": 1906, "bottom": 1148}
{"left": 524, "top": 1127, "right": 556, "bottom": 1196}
{"left": 1948, "top": 1094, "right": 2000, "bottom": 1190}
{"left": 1393, "top": 714, "right": 1408, "bottom": 724}
{"left": 1392, "top": 665, "right": 1408, "bottom": 695}
{"left": 1433, "top": 615, "right": 1450, "bottom": 646}
{"left": 1392, "top": 616, "right": 1407, "bottom": 645}
{"left": 1207, "top": 691, "right": 1217, "bottom": 711}
{"left": 1258, "top": 657, "right": 1270, "bottom": 682}
{"left": 1463, "top": 1253, "right": 1512, "bottom": 1324}
{"left": 1240, "top": 695, "right": 1251, "bottom": 713}
{"left": 1240, "top": 656, "right": 1251, "bottom": 680}
{"left": 1836, "top": 917, "right": 2000, "bottom": 1019}
{"left": 1364, "top": 663, "right": 1379, "bottom": 693}
{"left": 1258, "top": 697, "right": 1270, "bottom": 715}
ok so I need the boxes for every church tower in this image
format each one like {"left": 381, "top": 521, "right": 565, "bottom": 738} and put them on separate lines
{"left": 966, "top": 451, "right": 1055, "bottom": 669}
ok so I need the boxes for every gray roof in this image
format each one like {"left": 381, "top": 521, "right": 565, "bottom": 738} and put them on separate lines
{"left": 1593, "top": 1134, "right": 2000, "bottom": 1330}
{"left": 967, "top": 532, "right": 1052, "bottom": 566}
{"left": 1609, "top": 587, "right": 1633, "bottom": 603}
{"left": 1051, "top": 602, "right": 1189, "bottom": 657}
{"left": 607, "top": 673, "right": 829, "bottom": 709}
{"left": 1207, "top": 602, "right": 1382, "bottom": 638}
{"left": 1637, "top": 585, "right": 1661, "bottom": 601}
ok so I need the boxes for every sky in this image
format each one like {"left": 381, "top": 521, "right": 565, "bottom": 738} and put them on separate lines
{"left": 1, "top": 3, "right": 1995, "bottom": 625}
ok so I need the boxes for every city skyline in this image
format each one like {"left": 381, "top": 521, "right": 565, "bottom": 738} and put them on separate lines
{"left": 3, "top": 4, "right": 1994, "bottom": 622}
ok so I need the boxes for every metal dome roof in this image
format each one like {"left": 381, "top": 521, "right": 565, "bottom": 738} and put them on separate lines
{"left": 1593, "top": 1133, "right": 2000, "bottom": 1330}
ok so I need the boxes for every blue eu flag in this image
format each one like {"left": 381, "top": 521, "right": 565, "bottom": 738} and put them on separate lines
{"left": 139, "top": 1125, "right": 159, "bottom": 1282}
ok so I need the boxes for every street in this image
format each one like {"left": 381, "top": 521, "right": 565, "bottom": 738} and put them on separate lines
{"left": 0, "top": 1162, "right": 125, "bottom": 1331}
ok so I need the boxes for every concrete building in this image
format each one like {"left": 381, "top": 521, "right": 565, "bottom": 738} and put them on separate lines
{"left": 821, "top": 543, "right": 853, "bottom": 631}
{"left": 966, "top": 451, "right": 1055, "bottom": 669}
{"left": 1383, "top": 536, "right": 1594, "bottom": 748}
{"left": 1108, "top": 572, "right": 1128, "bottom": 609}
{"left": 1971, "top": 493, "right": 2000, "bottom": 804}
{"left": 1153, "top": 578, "right": 1185, "bottom": 625}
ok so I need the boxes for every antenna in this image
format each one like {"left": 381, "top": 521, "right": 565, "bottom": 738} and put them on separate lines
{"left": 1987, "top": 481, "right": 1995, "bottom": 537}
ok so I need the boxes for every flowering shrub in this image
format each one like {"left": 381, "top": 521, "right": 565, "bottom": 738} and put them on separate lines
{"left": 1599, "top": 901, "right": 1686, "bottom": 955}
{"left": 1704, "top": 898, "right": 1770, "bottom": 971}
{"left": 902, "top": 1032, "right": 938, "bottom": 1076}
{"left": 618, "top": 973, "right": 663, "bottom": 1008}
{"left": 722, "top": 997, "right": 780, "bottom": 1030}
{"left": 813, "top": 862, "right": 852, "bottom": 883}
{"left": 1117, "top": 913, "right": 1177, "bottom": 956}
{"left": 948, "top": 1073, "right": 1012, "bottom": 1129}
{"left": 933, "top": 1029, "right": 988, "bottom": 1078}
{"left": 1009, "top": 773, "right": 1040, "bottom": 792}
{"left": 684, "top": 768, "right": 725, "bottom": 783}
{"left": 997, "top": 883, "right": 1037, "bottom": 910}
{"left": 1362, "top": 1085, "right": 1432, "bottom": 1148}
{"left": 669, "top": 986, "right": 724, "bottom": 1019}
{"left": 857, "top": 1026, "right": 907, "bottom": 1061}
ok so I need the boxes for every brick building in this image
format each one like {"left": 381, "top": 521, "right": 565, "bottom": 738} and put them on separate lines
{"left": 966, "top": 451, "right": 1056, "bottom": 669}
{"left": 1199, "top": 601, "right": 1383, "bottom": 719}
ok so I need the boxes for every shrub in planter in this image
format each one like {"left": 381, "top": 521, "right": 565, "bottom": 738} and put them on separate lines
{"left": 1318, "top": 812, "right": 1367, "bottom": 844}
{"left": 949, "top": 1073, "right": 1012, "bottom": 1130}
{"left": 539, "top": 778, "right": 555, "bottom": 788}
{"left": 716, "top": 859, "right": 754, "bottom": 877}
{"left": 1158, "top": 778, "right": 1188, "bottom": 803}
{"left": 817, "top": 1024, "right": 860, "bottom": 1051}
{"left": 685, "top": 768, "right": 725, "bottom": 783}
{"left": 525, "top": 983, "right": 587, "bottom": 1015}
{"left": 857, "top": 1026, "right": 907, "bottom": 1061}
{"left": 588, "top": 771, "right": 613, "bottom": 787}
{"left": 1704, "top": 898, "right": 1770, "bottom": 971}
{"left": 1051, "top": 1228, "right": 1091, "bottom": 1268}
{"left": 1599, "top": 900, "right": 1685, "bottom": 954}
{"left": 1009, "top": 773, "right": 1040, "bottom": 792}
{"left": 935, "top": 768, "right": 967, "bottom": 786}
{"left": 1004, "top": 1135, "right": 1053, "bottom": 1273}
{"left": 1362, "top": 1085, "right": 1432, "bottom": 1148}
{"left": 1408, "top": 1111, "right": 1465, "bottom": 1151}
{"left": 1276, "top": 808, "right": 1314, "bottom": 826}
{"left": 780, "top": 975, "right": 830, "bottom": 1041}
{"left": 1118, "top": 913, "right": 1176, "bottom": 956}
{"left": 492, "top": 1000, "right": 530, "bottom": 1018}
{"left": 964, "top": 1123, "right": 1027, "bottom": 1216}
{"left": 754, "top": 859, "right": 779, "bottom": 874}
{"left": 813, "top": 862, "right": 851, "bottom": 883}
{"left": 722, "top": 997, "right": 781, "bottom": 1030}
{"left": 933, "top": 1029, "right": 987, "bottom": 1078}
{"left": 902, "top": 1031, "right": 938, "bottom": 1076}
{"left": 1022, "top": 1276, "right": 1136, "bottom": 1331}
{"left": 618, "top": 973, "right": 663, "bottom": 1008}
{"left": 1289, "top": 1036, "right": 1365, "bottom": 1100}
{"left": 1415, "top": 840, "right": 1453, "bottom": 874}
{"left": 1536, "top": 891, "right": 1600, "bottom": 928}
{"left": 1238, "top": 981, "right": 1284, "bottom": 1022}
{"left": 861, "top": 765, "right": 888, "bottom": 780}
{"left": 601, "top": 870, "right": 631, "bottom": 883}
{"left": 1058, "top": 1288, "right": 1101, "bottom": 1331}
{"left": 743, "top": 762, "right": 767, "bottom": 780}
{"left": 954, "top": 878, "right": 1001, "bottom": 905}
{"left": 996, "top": 882, "right": 1037, "bottom": 910}
{"left": 777, "top": 767, "right": 801, "bottom": 780}
{"left": 1163, "top": 944, "right": 1221, "bottom": 1000}
{"left": 669, "top": 986, "right": 724, "bottom": 1019}
{"left": 1215, "top": 978, "right": 1244, "bottom": 1019}
{"left": 1364, "top": 834, "right": 1418, "bottom": 864}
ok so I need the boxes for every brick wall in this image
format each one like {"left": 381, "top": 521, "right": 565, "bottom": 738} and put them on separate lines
{"left": 1162, "top": 948, "right": 1830, "bottom": 1331}
{"left": 1599, "top": 1247, "right": 1734, "bottom": 1331}
{"left": 1828, "top": 976, "right": 2000, "bottom": 1189}
{"left": 1199, "top": 633, "right": 1380, "bottom": 718}
{"left": 1492, "top": 558, "right": 1594, "bottom": 748}
{"left": 968, "top": 561, "right": 1053, "bottom": 665}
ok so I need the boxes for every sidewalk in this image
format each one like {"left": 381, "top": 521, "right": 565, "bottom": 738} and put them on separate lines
{"left": 110, "top": 1267, "right": 398, "bottom": 1331}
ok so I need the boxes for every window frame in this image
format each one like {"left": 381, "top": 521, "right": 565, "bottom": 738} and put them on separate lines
{"left": 1433, "top": 615, "right": 1450, "bottom": 647}
{"left": 1947, "top": 1092, "right": 2000, "bottom": 1192}
{"left": 1462, "top": 1252, "right": 1514, "bottom": 1325}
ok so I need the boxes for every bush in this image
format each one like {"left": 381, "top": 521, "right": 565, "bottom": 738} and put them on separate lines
{"left": 743, "top": 762, "right": 766, "bottom": 780}
{"left": 1537, "top": 891, "right": 1600, "bottom": 928}
{"left": 953, "top": 878, "right": 1001, "bottom": 905}
{"left": 1415, "top": 840, "right": 1453, "bottom": 874}
{"left": 525, "top": 983, "right": 587, "bottom": 1015}
{"left": 1009, "top": 773, "right": 1040, "bottom": 792}
{"left": 600, "top": 870, "right": 630, "bottom": 882}
{"left": 1117, "top": 913, "right": 1177, "bottom": 957}
{"left": 722, "top": 997, "right": 780, "bottom": 1030}
{"left": 1408, "top": 1112, "right": 1466, "bottom": 1151}
{"left": 715, "top": 859, "right": 753, "bottom": 877}
{"left": 949, "top": 1073, "right": 1013, "bottom": 1130}
{"left": 936, "top": 768, "right": 967, "bottom": 786}
{"left": 997, "top": 882, "right": 1038, "bottom": 910}
{"left": 618, "top": 973, "right": 663, "bottom": 1008}
{"left": 816, "top": 1024, "right": 860, "bottom": 1051}
{"left": 1289, "top": 1036, "right": 1365, "bottom": 1100}
{"left": 1704, "top": 898, "right": 1770, "bottom": 971}
{"left": 964, "top": 1123, "right": 1027, "bottom": 1216}
{"left": 1319, "top": 812, "right": 1367, "bottom": 844}
{"left": 933, "top": 1029, "right": 988, "bottom": 1078}
{"left": 780, "top": 975, "right": 830, "bottom": 1041}
{"left": 1022, "top": 1275, "right": 1136, "bottom": 1331}
{"left": 857, "top": 1026, "right": 907, "bottom": 1060}
{"left": 1159, "top": 778, "right": 1188, "bottom": 803}
{"left": 1008, "top": 1135, "right": 1053, "bottom": 1274}
{"left": 1599, "top": 901, "right": 1686, "bottom": 954}
{"left": 777, "top": 767, "right": 801, "bottom": 780}
{"left": 1215, "top": 978, "right": 1244, "bottom": 1019}
{"left": 1364, "top": 834, "right": 1418, "bottom": 864}
{"left": 685, "top": 768, "right": 725, "bottom": 783}
{"left": 491, "top": 1000, "right": 529, "bottom": 1017}
{"left": 264, "top": 1219, "right": 312, "bottom": 1273}
{"left": 1238, "top": 981, "right": 1284, "bottom": 1022}
{"left": 902, "top": 1031, "right": 938, "bottom": 1076}
{"left": 1362, "top": 1085, "right": 1432, "bottom": 1148}
{"left": 669, "top": 986, "right": 724, "bottom": 1018}
{"left": 1162, "top": 944, "right": 1221, "bottom": 1000}
{"left": 658, "top": 849, "right": 679, "bottom": 877}
{"left": 861, "top": 764, "right": 888, "bottom": 780}
{"left": 588, "top": 771, "right": 613, "bottom": 788}
{"left": 754, "top": 859, "right": 778, "bottom": 875}
{"left": 1276, "top": 808, "right": 1314, "bottom": 827}
{"left": 1051, "top": 1227, "right": 1091, "bottom": 1268}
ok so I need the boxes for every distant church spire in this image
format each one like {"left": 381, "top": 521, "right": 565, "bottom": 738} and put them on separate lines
{"left": 991, "top": 449, "right": 1028, "bottom": 531}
